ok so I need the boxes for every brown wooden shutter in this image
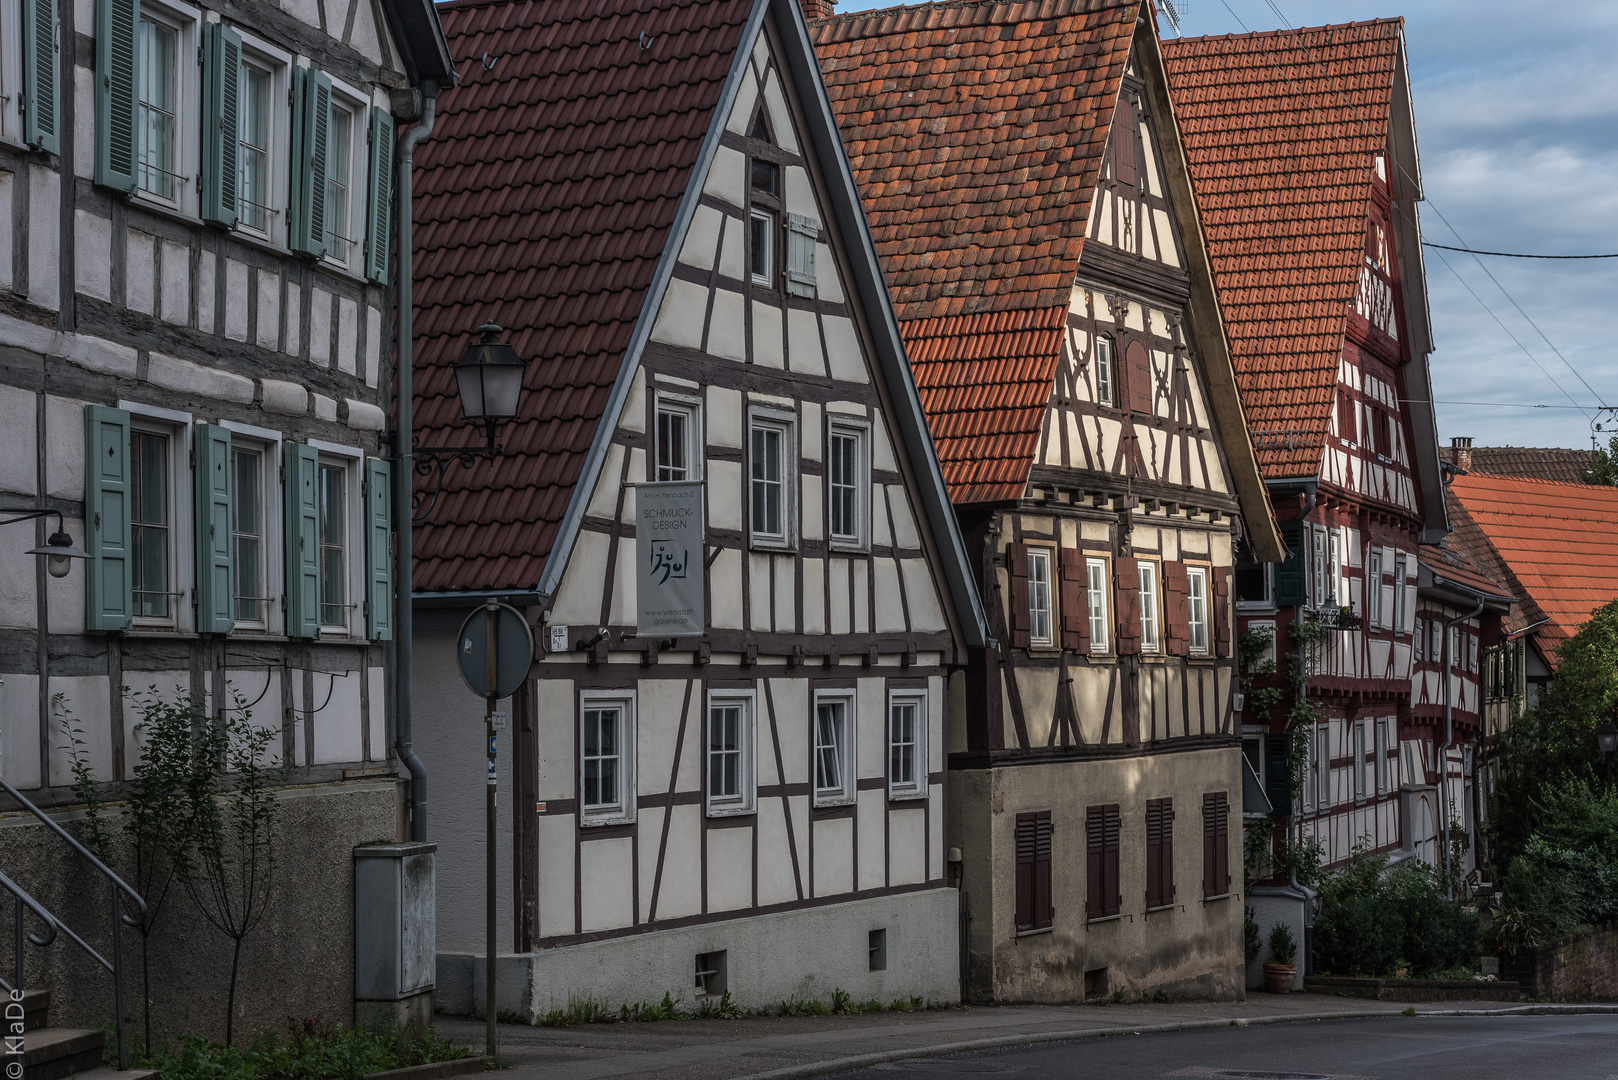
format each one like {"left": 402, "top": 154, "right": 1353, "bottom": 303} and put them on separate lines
{"left": 1214, "top": 567, "right": 1232, "bottom": 657}
{"left": 1114, "top": 555, "right": 1141, "bottom": 655}
{"left": 1088, "top": 803, "right": 1121, "bottom": 918}
{"left": 1058, "top": 548, "right": 1088, "bottom": 653}
{"left": 1203, "top": 791, "right": 1230, "bottom": 897}
{"left": 1125, "top": 339, "right": 1153, "bottom": 415}
{"left": 1113, "top": 98, "right": 1137, "bottom": 187}
{"left": 1104, "top": 804, "right": 1121, "bottom": 916}
{"left": 1163, "top": 561, "right": 1190, "bottom": 656}
{"left": 1337, "top": 391, "right": 1356, "bottom": 441}
{"left": 1008, "top": 543, "right": 1031, "bottom": 649}
{"left": 1015, "top": 810, "right": 1053, "bottom": 931}
{"left": 1145, "top": 798, "right": 1175, "bottom": 908}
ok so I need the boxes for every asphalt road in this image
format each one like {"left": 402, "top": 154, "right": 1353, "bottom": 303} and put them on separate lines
{"left": 836, "top": 1015, "right": 1618, "bottom": 1080}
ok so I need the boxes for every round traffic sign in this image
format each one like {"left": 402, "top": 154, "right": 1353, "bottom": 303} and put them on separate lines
{"left": 455, "top": 603, "right": 534, "bottom": 699}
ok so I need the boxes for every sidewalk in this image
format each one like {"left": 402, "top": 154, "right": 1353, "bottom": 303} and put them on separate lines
{"left": 435, "top": 994, "right": 1612, "bottom": 1080}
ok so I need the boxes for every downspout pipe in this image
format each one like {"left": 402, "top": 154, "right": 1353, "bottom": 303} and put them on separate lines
{"left": 1438, "top": 581, "right": 1485, "bottom": 891}
{"left": 395, "top": 81, "right": 439, "bottom": 843}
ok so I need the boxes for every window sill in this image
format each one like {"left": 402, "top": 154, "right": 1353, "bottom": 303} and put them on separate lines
{"left": 580, "top": 811, "right": 636, "bottom": 828}
{"left": 706, "top": 803, "right": 755, "bottom": 819}
{"left": 812, "top": 794, "right": 856, "bottom": 810}
{"left": 317, "top": 256, "right": 369, "bottom": 286}
{"left": 749, "top": 540, "right": 797, "bottom": 556}
{"left": 827, "top": 539, "right": 870, "bottom": 555}
{"left": 887, "top": 789, "right": 927, "bottom": 803}
{"left": 1086, "top": 913, "right": 1124, "bottom": 925}
{"left": 124, "top": 190, "right": 203, "bottom": 229}
{"left": 1145, "top": 903, "right": 1176, "bottom": 914}
{"left": 1015, "top": 925, "right": 1053, "bottom": 938}
{"left": 1203, "top": 892, "right": 1233, "bottom": 903}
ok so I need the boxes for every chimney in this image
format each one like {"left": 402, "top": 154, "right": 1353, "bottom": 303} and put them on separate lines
{"left": 800, "top": 0, "right": 837, "bottom": 19}
{"left": 1451, "top": 436, "right": 1473, "bottom": 473}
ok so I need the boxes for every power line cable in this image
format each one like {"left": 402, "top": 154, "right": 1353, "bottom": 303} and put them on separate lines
{"left": 1423, "top": 242, "right": 1618, "bottom": 260}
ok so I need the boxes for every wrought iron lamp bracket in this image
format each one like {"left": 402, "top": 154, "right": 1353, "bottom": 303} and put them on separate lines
{"left": 410, "top": 421, "right": 506, "bottom": 524}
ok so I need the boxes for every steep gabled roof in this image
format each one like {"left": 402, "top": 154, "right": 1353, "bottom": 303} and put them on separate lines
{"left": 1447, "top": 474, "right": 1618, "bottom": 660}
{"left": 1439, "top": 445, "right": 1596, "bottom": 485}
{"left": 412, "top": 0, "right": 756, "bottom": 594}
{"left": 1162, "top": 22, "right": 1402, "bottom": 477}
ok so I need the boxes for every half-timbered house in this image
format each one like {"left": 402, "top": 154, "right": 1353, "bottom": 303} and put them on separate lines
{"left": 0, "top": 0, "right": 451, "bottom": 1037}
{"left": 812, "top": 0, "right": 1284, "bottom": 1003}
{"left": 1164, "top": 22, "right": 1496, "bottom": 969}
{"left": 410, "top": 0, "right": 988, "bottom": 1018}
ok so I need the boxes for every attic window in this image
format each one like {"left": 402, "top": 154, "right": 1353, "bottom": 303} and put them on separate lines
{"left": 751, "top": 158, "right": 778, "bottom": 194}
{"left": 749, "top": 112, "right": 772, "bottom": 143}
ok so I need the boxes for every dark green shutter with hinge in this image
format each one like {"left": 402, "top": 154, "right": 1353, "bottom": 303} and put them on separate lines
{"left": 94, "top": 0, "right": 138, "bottom": 192}
{"left": 289, "top": 66, "right": 332, "bottom": 258}
{"left": 201, "top": 21, "right": 242, "bottom": 228}
{"left": 21, "top": 0, "right": 59, "bottom": 154}
{"left": 364, "top": 107, "right": 394, "bottom": 282}
{"left": 1274, "top": 522, "right": 1307, "bottom": 607}
{"left": 194, "top": 423, "right": 233, "bottom": 634}
{"left": 84, "top": 405, "right": 132, "bottom": 632}
{"left": 283, "top": 442, "right": 320, "bottom": 638}
{"left": 364, "top": 458, "right": 392, "bottom": 640}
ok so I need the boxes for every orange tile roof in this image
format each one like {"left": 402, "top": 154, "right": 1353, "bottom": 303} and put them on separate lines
{"left": 1439, "top": 445, "right": 1595, "bottom": 485}
{"left": 812, "top": 0, "right": 1139, "bottom": 502}
{"left": 1447, "top": 474, "right": 1618, "bottom": 659}
{"left": 1162, "top": 22, "right": 1401, "bottom": 477}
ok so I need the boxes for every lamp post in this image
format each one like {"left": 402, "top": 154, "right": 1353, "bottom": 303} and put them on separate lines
{"left": 1598, "top": 720, "right": 1617, "bottom": 785}
{"left": 2, "top": 510, "right": 92, "bottom": 576}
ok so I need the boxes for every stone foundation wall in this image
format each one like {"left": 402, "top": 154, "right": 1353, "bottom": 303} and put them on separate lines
{"left": 1504, "top": 923, "right": 1618, "bottom": 1001}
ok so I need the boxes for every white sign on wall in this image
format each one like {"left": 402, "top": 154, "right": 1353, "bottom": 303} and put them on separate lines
{"left": 635, "top": 482, "right": 705, "bottom": 637}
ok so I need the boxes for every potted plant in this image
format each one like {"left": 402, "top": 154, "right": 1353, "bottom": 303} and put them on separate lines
{"left": 1264, "top": 921, "right": 1298, "bottom": 994}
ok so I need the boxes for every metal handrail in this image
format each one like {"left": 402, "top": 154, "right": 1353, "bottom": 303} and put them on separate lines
{"left": 0, "top": 776, "right": 144, "bottom": 1068}
{"left": 0, "top": 868, "right": 59, "bottom": 993}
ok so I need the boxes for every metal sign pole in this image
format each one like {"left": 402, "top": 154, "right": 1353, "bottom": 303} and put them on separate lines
{"left": 484, "top": 599, "right": 497, "bottom": 1057}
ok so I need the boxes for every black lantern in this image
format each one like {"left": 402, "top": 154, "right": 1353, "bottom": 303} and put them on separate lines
{"left": 454, "top": 323, "right": 525, "bottom": 427}
{"left": 28, "top": 528, "right": 92, "bottom": 579}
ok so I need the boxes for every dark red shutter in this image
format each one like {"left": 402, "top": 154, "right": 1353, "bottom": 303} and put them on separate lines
{"left": 1114, "top": 556, "right": 1140, "bottom": 655}
{"left": 1058, "top": 548, "right": 1088, "bottom": 653}
{"left": 1337, "top": 391, "right": 1356, "bottom": 441}
{"left": 1164, "top": 561, "right": 1189, "bottom": 656}
{"left": 1008, "top": 543, "right": 1031, "bottom": 649}
{"left": 1016, "top": 810, "right": 1052, "bottom": 931}
{"left": 1088, "top": 803, "right": 1121, "bottom": 918}
{"left": 1125, "top": 340, "right": 1153, "bottom": 415}
{"left": 1214, "top": 567, "right": 1232, "bottom": 657}
{"left": 1113, "top": 98, "right": 1137, "bottom": 187}
{"left": 1104, "top": 805, "right": 1121, "bottom": 916}
{"left": 1146, "top": 798, "right": 1174, "bottom": 908}
{"left": 1203, "top": 792, "right": 1230, "bottom": 897}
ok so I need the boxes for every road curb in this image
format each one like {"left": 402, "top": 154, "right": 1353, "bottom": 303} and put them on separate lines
{"left": 727, "top": 1004, "right": 1618, "bottom": 1080}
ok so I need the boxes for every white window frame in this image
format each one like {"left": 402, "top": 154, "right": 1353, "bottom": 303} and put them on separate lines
{"left": 1095, "top": 334, "right": 1115, "bottom": 407}
{"left": 1352, "top": 718, "right": 1368, "bottom": 802}
{"left": 220, "top": 420, "right": 284, "bottom": 634}
{"left": 1138, "top": 559, "right": 1160, "bottom": 654}
{"left": 1234, "top": 559, "right": 1274, "bottom": 613}
{"left": 747, "top": 408, "right": 795, "bottom": 551}
{"left": 705, "top": 690, "right": 756, "bottom": 817}
{"left": 654, "top": 392, "right": 702, "bottom": 483}
{"left": 749, "top": 208, "right": 775, "bottom": 287}
{"left": 579, "top": 690, "right": 637, "bottom": 825}
{"left": 120, "top": 401, "right": 194, "bottom": 633}
{"left": 320, "top": 77, "right": 370, "bottom": 274}
{"left": 0, "top": 0, "right": 22, "bottom": 145}
{"left": 1366, "top": 549, "right": 1382, "bottom": 629}
{"left": 1086, "top": 556, "right": 1109, "bottom": 654}
{"left": 1376, "top": 717, "right": 1392, "bottom": 796}
{"left": 1310, "top": 526, "right": 1327, "bottom": 610}
{"left": 1393, "top": 554, "right": 1407, "bottom": 635}
{"left": 1027, "top": 547, "right": 1054, "bottom": 648}
{"left": 308, "top": 439, "right": 363, "bottom": 639}
{"left": 812, "top": 689, "right": 856, "bottom": 807}
{"left": 132, "top": 1, "right": 201, "bottom": 216}
{"left": 1186, "top": 564, "right": 1210, "bottom": 655}
{"left": 825, "top": 419, "right": 870, "bottom": 551}
{"left": 1314, "top": 723, "right": 1331, "bottom": 810}
{"left": 1328, "top": 528, "right": 1343, "bottom": 608}
{"left": 234, "top": 32, "right": 291, "bottom": 246}
{"left": 886, "top": 689, "right": 927, "bottom": 800}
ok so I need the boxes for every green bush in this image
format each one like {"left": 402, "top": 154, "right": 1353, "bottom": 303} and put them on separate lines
{"left": 1312, "top": 849, "right": 1478, "bottom": 978}
{"left": 1314, "top": 891, "right": 1399, "bottom": 976}
{"left": 136, "top": 1018, "right": 466, "bottom": 1080}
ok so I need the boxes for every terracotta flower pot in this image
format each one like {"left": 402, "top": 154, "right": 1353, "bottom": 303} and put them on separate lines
{"left": 1263, "top": 962, "right": 1297, "bottom": 994}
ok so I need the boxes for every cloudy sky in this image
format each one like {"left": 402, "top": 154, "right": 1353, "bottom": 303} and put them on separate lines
{"left": 834, "top": 0, "right": 1618, "bottom": 450}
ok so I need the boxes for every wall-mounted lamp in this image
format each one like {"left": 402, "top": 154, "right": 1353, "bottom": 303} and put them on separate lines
{"left": 4, "top": 510, "right": 92, "bottom": 578}
{"left": 412, "top": 322, "right": 532, "bottom": 522}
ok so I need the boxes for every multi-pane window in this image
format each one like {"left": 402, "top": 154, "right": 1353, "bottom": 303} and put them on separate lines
{"left": 238, "top": 60, "right": 271, "bottom": 231}
{"left": 708, "top": 700, "right": 745, "bottom": 808}
{"left": 888, "top": 693, "right": 925, "bottom": 798}
{"left": 582, "top": 705, "right": 622, "bottom": 812}
{"left": 749, "top": 420, "right": 790, "bottom": 544}
{"left": 136, "top": 17, "right": 178, "bottom": 200}
{"left": 1353, "top": 720, "right": 1367, "bottom": 800}
{"left": 1376, "top": 718, "right": 1392, "bottom": 795}
{"left": 131, "top": 430, "right": 171, "bottom": 619}
{"left": 318, "top": 462, "right": 346, "bottom": 630}
{"left": 1187, "top": 566, "right": 1209, "bottom": 653}
{"left": 1086, "top": 557, "right": 1109, "bottom": 653}
{"left": 1367, "top": 549, "right": 1382, "bottom": 629}
{"left": 749, "top": 209, "right": 774, "bottom": 286}
{"left": 325, "top": 102, "right": 355, "bottom": 260}
{"left": 828, "top": 427, "right": 865, "bottom": 545}
{"left": 1095, "top": 335, "right": 1115, "bottom": 406}
{"left": 231, "top": 446, "right": 266, "bottom": 624}
{"left": 1027, "top": 549, "right": 1053, "bottom": 646}
{"left": 1139, "top": 561, "right": 1160, "bottom": 653}
{"left": 656, "top": 401, "right": 698, "bottom": 482}
{"left": 1415, "top": 617, "right": 1425, "bottom": 661}
{"left": 1314, "top": 724, "right": 1331, "bottom": 809}
{"left": 1393, "top": 554, "right": 1407, "bottom": 634}
{"left": 813, "top": 695, "right": 854, "bottom": 803}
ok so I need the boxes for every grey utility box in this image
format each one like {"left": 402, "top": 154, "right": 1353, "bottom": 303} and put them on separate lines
{"left": 355, "top": 842, "right": 436, "bottom": 1031}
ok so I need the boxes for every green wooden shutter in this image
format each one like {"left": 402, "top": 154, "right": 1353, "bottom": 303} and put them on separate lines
{"left": 94, "top": 0, "right": 138, "bottom": 192}
{"left": 364, "top": 107, "right": 394, "bottom": 282}
{"left": 193, "top": 423, "right": 234, "bottom": 634}
{"left": 289, "top": 67, "right": 332, "bottom": 257}
{"left": 201, "top": 21, "right": 242, "bottom": 228}
{"left": 1274, "top": 522, "right": 1307, "bottom": 607}
{"left": 364, "top": 458, "right": 392, "bottom": 640}
{"left": 21, "top": 0, "right": 59, "bottom": 154}
{"left": 84, "top": 405, "right": 132, "bottom": 632}
{"left": 283, "top": 442, "right": 320, "bottom": 637}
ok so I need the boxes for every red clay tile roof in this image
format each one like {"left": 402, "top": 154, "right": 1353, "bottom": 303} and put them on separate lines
{"left": 1442, "top": 486, "right": 1543, "bottom": 636}
{"left": 411, "top": 0, "right": 754, "bottom": 593}
{"left": 1439, "top": 445, "right": 1596, "bottom": 485}
{"left": 1417, "top": 542, "right": 1512, "bottom": 604}
{"left": 1162, "top": 22, "right": 1401, "bottom": 477}
{"left": 811, "top": 0, "right": 1139, "bottom": 502}
{"left": 1447, "top": 474, "right": 1618, "bottom": 660}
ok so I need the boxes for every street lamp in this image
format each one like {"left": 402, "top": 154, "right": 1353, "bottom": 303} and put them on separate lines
{"left": 1598, "top": 719, "right": 1617, "bottom": 784}
{"left": 413, "top": 322, "right": 530, "bottom": 522}
{"left": 4, "top": 510, "right": 92, "bottom": 578}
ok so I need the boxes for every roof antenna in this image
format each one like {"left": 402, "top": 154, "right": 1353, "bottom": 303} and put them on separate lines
{"left": 640, "top": 31, "right": 657, "bottom": 50}
{"left": 1156, "top": 0, "right": 1184, "bottom": 37}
